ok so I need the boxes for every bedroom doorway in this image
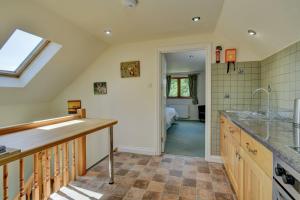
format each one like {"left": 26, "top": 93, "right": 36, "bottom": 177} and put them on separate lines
{"left": 160, "top": 49, "right": 206, "bottom": 157}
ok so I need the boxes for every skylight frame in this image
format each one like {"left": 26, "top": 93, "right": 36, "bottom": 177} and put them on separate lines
{"left": 0, "top": 34, "right": 50, "bottom": 78}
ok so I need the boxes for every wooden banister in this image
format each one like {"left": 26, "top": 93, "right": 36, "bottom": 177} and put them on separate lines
{"left": 0, "top": 114, "right": 81, "bottom": 136}
{"left": 0, "top": 108, "right": 118, "bottom": 200}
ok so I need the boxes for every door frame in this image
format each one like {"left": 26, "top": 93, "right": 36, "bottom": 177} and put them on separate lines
{"left": 155, "top": 43, "right": 218, "bottom": 162}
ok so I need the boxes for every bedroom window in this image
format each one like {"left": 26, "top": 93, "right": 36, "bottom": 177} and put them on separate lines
{"left": 0, "top": 29, "right": 50, "bottom": 77}
{"left": 168, "top": 77, "right": 191, "bottom": 98}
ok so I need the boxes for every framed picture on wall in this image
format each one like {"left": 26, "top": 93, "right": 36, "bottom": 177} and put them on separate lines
{"left": 120, "top": 61, "right": 140, "bottom": 78}
{"left": 94, "top": 82, "right": 107, "bottom": 95}
{"left": 67, "top": 100, "right": 81, "bottom": 114}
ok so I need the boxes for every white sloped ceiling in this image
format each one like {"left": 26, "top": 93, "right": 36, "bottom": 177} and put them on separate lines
{"left": 0, "top": 0, "right": 107, "bottom": 104}
{"left": 215, "top": 0, "right": 300, "bottom": 59}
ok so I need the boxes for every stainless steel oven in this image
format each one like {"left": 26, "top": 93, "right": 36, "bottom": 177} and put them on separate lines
{"left": 273, "top": 157, "right": 300, "bottom": 200}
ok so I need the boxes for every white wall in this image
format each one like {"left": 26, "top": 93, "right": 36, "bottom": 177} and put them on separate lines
{"left": 51, "top": 33, "right": 259, "bottom": 164}
{"left": 0, "top": 103, "right": 52, "bottom": 199}
{"left": 166, "top": 73, "right": 205, "bottom": 120}
{"left": 0, "top": 102, "right": 53, "bottom": 126}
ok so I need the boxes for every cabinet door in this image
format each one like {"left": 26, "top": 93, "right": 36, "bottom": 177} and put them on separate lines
{"left": 226, "top": 138, "right": 240, "bottom": 195}
{"left": 220, "top": 117, "right": 226, "bottom": 158}
{"left": 240, "top": 148, "right": 272, "bottom": 200}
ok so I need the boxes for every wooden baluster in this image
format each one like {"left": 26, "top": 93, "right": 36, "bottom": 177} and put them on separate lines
{"left": 63, "top": 143, "right": 69, "bottom": 186}
{"left": 42, "top": 150, "right": 51, "bottom": 200}
{"left": 77, "top": 136, "right": 86, "bottom": 176}
{"left": 33, "top": 153, "right": 41, "bottom": 200}
{"left": 19, "top": 159, "right": 25, "bottom": 200}
{"left": 53, "top": 146, "right": 61, "bottom": 192}
{"left": 71, "top": 140, "right": 76, "bottom": 181}
{"left": 59, "top": 144, "right": 63, "bottom": 186}
{"left": 3, "top": 164, "right": 8, "bottom": 200}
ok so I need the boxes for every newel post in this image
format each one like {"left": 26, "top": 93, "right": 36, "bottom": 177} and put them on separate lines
{"left": 77, "top": 108, "right": 87, "bottom": 176}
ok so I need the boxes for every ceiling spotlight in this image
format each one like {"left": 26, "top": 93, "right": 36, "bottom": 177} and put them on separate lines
{"left": 248, "top": 29, "right": 256, "bottom": 36}
{"left": 104, "top": 29, "right": 112, "bottom": 36}
{"left": 122, "top": 0, "right": 138, "bottom": 8}
{"left": 192, "top": 17, "right": 201, "bottom": 22}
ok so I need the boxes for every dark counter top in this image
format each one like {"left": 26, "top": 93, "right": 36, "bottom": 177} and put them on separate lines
{"left": 221, "top": 111, "right": 300, "bottom": 174}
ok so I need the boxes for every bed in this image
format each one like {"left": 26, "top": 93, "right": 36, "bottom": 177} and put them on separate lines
{"left": 165, "top": 107, "right": 178, "bottom": 130}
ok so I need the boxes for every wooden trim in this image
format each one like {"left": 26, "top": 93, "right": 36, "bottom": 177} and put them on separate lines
{"left": 63, "top": 143, "right": 69, "bottom": 186}
{"left": 71, "top": 140, "right": 76, "bottom": 181}
{"left": 42, "top": 150, "right": 51, "bottom": 200}
{"left": 53, "top": 146, "right": 61, "bottom": 192}
{"left": 19, "top": 159, "right": 25, "bottom": 200}
{"left": 0, "top": 114, "right": 81, "bottom": 136}
{"left": 33, "top": 153, "right": 40, "bottom": 200}
{"left": 0, "top": 119, "right": 117, "bottom": 166}
{"left": 77, "top": 137, "right": 87, "bottom": 176}
{"left": 0, "top": 40, "right": 51, "bottom": 78}
{"left": 77, "top": 108, "right": 86, "bottom": 118}
{"left": 3, "top": 164, "right": 8, "bottom": 200}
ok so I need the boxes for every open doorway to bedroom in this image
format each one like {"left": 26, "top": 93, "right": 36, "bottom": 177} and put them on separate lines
{"left": 161, "top": 50, "right": 206, "bottom": 157}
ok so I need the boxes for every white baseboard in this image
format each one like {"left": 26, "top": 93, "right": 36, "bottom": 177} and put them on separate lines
{"left": 205, "top": 155, "right": 223, "bottom": 163}
{"left": 118, "top": 146, "right": 156, "bottom": 155}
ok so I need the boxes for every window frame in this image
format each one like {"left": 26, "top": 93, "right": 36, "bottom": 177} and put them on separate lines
{"left": 0, "top": 38, "right": 50, "bottom": 78}
{"left": 168, "top": 77, "right": 192, "bottom": 99}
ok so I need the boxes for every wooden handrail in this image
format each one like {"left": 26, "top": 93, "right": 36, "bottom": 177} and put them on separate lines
{"left": 0, "top": 114, "right": 82, "bottom": 136}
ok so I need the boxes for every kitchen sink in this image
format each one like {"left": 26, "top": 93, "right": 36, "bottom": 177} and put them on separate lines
{"left": 289, "top": 146, "right": 300, "bottom": 154}
{"left": 225, "top": 110, "right": 293, "bottom": 122}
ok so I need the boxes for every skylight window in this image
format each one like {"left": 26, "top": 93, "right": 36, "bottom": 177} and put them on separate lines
{"left": 0, "top": 29, "right": 49, "bottom": 77}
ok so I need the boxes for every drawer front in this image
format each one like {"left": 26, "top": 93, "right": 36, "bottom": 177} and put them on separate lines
{"left": 241, "top": 130, "right": 273, "bottom": 178}
{"left": 227, "top": 120, "right": 241, "bottom": 144}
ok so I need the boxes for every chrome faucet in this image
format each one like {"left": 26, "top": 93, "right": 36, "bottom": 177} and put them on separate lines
{"left": 252, "top": 86, "right": 272, "bottom": 118}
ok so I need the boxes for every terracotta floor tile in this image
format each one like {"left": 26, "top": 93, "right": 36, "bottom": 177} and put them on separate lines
{"left": 215, "top": 192, "right": 235, "bottom": 200}
{"left": 152, "top": 174, "right": 168, "bottom": 183}
{"left": 161, "top": 193, "right": 179, "bottom": 200}
{"left": 123, "top": 188, "right": 146, "bottom": 200}
{"left": 182, "top": 178, "right": 197, "bottom": 187}
{"left": 147, "top": 181, "right": 165, "bottom": 192}
{"left": 212, "top": 182, "right": 233, "bottom": 194}
{"left": 169, "top": 170, "right": 183, "bottom": 177}
{"left": 197, "top": 189, "right": 216, "bottom": 200}
{"left": 196, "top": 180, "right": 213, "bottom": 190}
{"left": 164, "top": 183, "right": 180, "bottom": 195}
{"left": 133, "top": 179, "right": 150, "bottom": 189}
{"left": 179, "top": 186, "right": 196, "bottom": 199}
{"left": 142, "top": 191, "right": 161, "bottom": 200}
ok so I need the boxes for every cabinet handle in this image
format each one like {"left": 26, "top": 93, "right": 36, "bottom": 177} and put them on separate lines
{"left": 246, "top": 142, "right": 258, "bottom": 155}
{"left": 235, "top": 151, "right": 242, "bottom": 160}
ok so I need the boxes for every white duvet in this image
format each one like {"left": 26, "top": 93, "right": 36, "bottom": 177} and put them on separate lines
{"left": 165, "top": 107, "right": 178, "bottom": 129}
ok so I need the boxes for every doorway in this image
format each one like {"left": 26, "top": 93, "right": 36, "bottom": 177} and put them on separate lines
{"left": 160, "top": 49, "right": 207, "bottom": 157}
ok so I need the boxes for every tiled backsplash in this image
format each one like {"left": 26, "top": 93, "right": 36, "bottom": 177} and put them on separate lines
{"left": 260, "top": 41, "right": 300, "bottom": 114}
{"left": 211, "top": 62, "right": 261, "bottom": 155}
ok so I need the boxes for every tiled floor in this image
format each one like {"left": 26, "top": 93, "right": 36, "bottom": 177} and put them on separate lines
{"left": 50, "top": 152, "right": 236, "bottom": 200}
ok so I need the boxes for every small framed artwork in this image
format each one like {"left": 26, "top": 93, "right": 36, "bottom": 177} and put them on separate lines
{"left": 120, "top": 61, "right": 140, "bottom": 78}
{"left": 67, "top": 100, "right": 81, "bottom": 114}
{"left": 94, "top": 82, "right": 107, "bottom": 95}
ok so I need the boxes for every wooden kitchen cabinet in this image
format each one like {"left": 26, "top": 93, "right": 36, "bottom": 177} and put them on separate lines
{"left": 240, "top": 148, "right": 272, "bottom": 200}
{"left": 220, "top": 114, "right": 272, "bottom": 200}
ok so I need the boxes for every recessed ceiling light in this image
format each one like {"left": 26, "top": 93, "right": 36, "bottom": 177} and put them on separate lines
{"left": 192, "top": 17, "right": 201, "bottom": 22}
{"left": 248, "top": 29, "right": 256, "bottom": 36}
{"left": 104, "top": 29, "right": 112, "bottom": 36}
